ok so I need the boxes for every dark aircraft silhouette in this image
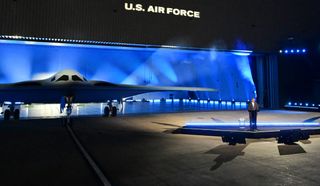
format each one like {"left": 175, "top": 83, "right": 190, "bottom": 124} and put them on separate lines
{"left": 0, "top": 70, "right": 217, "bottom": 120}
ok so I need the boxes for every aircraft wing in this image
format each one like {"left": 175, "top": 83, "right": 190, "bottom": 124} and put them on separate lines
{"left": 0, "top": 80, "right": 56, "bottom": 103}
{"left": 92, "top": 81, "right": 217, "bottom": 92}
{"left": 86, "top": 81, "right": 217, "bottom": 102}
{"left": 0, "top": 79, "right": 217, "bottom": 103}
{"left": 0, "top": 80, "right": 43, "bottom": 87}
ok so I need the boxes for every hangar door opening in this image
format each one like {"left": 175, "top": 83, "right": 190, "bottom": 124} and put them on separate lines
{"left": 0, "top": 40, "right": 256, "bottom": 101}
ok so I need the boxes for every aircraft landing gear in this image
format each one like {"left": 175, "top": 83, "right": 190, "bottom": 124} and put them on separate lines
{"left": 103, "top": 101, "right": 118, "bottom": 117}
{"left": 13, "top": 109, "right": 20, "bottom": 120}
{"left": 60, "top": 96, "right": 74, "bottom": 125}
{"left": 111, "top": 106, "right": 117, "bottom": 117}
{"left": 2, "top": 102, "right": 21, "bottom": 121}
{"left": 4, "top": 109, "right": 11, "bottom": 121}
{"left": 103, "top": 106, "right": 117, "bottom": 117}
{"left": 104, "top": 106, "right": 110, "bottom": 117}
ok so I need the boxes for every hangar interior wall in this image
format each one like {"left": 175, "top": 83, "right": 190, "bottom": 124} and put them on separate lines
{"left": 0, "top": 40, "right": 256, "bottom": 101}
{"left": 1, "top": 0, "right": 319, "bottom": 51}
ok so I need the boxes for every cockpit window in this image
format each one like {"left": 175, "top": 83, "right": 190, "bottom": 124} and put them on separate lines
{"left": 72, "top": 75, "right": 83, "bottom": 81}
{"left": 56, "top": 75, "right": 69, "bottom": 81}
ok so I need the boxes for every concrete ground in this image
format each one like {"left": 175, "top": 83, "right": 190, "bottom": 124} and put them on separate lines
{"left": 0, "top": 119, "right": 100, "bottom": 186}
{"left": 1, "top": 110, "right": 320, "bottom": 186}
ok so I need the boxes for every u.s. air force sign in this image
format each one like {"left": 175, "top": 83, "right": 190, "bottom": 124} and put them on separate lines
{"left": 124, "top": 3, "right": 201, "bottom": 19}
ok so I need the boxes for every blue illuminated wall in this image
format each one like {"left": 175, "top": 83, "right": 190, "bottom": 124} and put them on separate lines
{"left": 0, "top": 40, "right": 256, "bottom": 101}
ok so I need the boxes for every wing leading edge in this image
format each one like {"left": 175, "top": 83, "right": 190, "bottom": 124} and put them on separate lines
{"left": 0, "top": 70, "right": 217, "bottom": 103}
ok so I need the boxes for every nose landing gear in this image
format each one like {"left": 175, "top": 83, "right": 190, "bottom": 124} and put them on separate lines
{"left": 61, "top": 96, "right": 74, "bottom": 125}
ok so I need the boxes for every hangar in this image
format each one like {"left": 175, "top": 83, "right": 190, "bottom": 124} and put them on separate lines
{"left": 0, "top": 1, "right": 320, "bottom": 186}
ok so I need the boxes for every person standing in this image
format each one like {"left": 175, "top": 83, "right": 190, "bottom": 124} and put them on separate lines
{"left": 248, "top": 98, "right": 259, "bottom": 131}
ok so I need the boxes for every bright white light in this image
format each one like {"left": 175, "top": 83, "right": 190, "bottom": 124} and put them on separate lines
{"left": 47, "top": 42, "right": 64, "bottom": 47}
{"left": 23, "top": 41, "right": 38, "bottom": 45}
{"left": 32, "top": 72, "right": 55, "bottom": 80}
{"left": 231, "top": 52, "right": 252, "bottom": 56}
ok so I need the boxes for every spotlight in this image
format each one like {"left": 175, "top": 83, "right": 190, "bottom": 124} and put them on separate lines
{"left": 294, "top": 102, "right": 297, "bottom": 106}
{"left": 288, "top": 102, "right": 292, "bottom": 106}
{"left": 296, "top": 49, "right": 300, "bottom": 53}
{"left": 290, "top": 49, "right": 294, "bottom": 53}
{"left": 285, "top": 50, "right": 288, "bottom": 54}
{"left": 279, "top": 50, "right": 283, "bottom": 53}
{"left": 305, "top": 103, "right": 309, "bottom": 106}
{"left": 299, "top": 103, "right": 303, "bottom": 106}
{"left": 302, "top": 49, "right": 306, "bottom": 53}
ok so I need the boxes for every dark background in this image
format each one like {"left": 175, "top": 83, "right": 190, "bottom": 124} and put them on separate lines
{"left": 278, "top": 46, "right": 320, "bottom": 104}
{"left": 0, "top": 0, "right": 320, "bottom": 52}
{"left": 0, "top": 0, "right": 320, "bottom": 106}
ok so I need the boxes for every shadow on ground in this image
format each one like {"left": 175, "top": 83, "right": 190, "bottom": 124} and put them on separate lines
{"left": 206, "top": 144, "right": 248, "bottom": 171}
{"left": 278, "top": 143, "right": 306, "bottom": 155}
{"left": 151, "top": 121, "right": 181, "bottom": 128}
